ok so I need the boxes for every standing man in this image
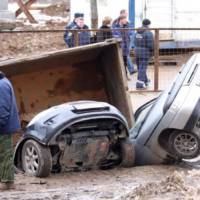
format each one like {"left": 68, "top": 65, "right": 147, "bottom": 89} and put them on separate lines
{"left": 134, "top": 19, "right": 154, "bottom": 89}
{"left": 0, "top": 71, "right": 20, "bottom": 190}
{"left": 64, "top": 13, "right": 91, "bottom": 47}
{"left": 112, "top": 9, "right": 128, "bottom": 26}
{"left": 113, "top": 16, "right": 134, "bottom": 77}
{"left": 112, "top": 9, "right": 136, "bottom": 75}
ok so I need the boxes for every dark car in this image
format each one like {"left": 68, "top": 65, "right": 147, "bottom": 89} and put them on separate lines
{"left": 14, "top": 101, "right": 135, "bottom": 177}
{"left": 131, "top": 53, "right": 200, "bottom": 165}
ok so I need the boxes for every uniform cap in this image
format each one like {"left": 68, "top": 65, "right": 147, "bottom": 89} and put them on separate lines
{"left": 74, "top": 13, "right": 84, "bottom": 18}
{"left": 142, "top": 19, "right": 151, "bottom": 26}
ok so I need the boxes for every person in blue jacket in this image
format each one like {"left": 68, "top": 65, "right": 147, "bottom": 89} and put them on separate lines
{"left": 112, "top": 10, "right": 136, "bottom": 75}
{"left": 113, "top": 15, "right": 135, "bottom": 76}
{"left": 64, "top": 13, "right": 90, "bottom": 47}
{"left": 0, "top": 71, "right": 20, "bottom": 190}
{"left": 134, "top": 19, "right": 154, "bottom": 89}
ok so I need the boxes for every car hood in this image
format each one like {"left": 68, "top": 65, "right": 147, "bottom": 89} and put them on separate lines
{"left": 24, "top": 101, "right": 129, "bottom": 143}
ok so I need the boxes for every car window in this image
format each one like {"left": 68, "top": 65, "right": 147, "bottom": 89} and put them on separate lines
{"left": 130, "top": 100, "right": 155, "bottom": 138}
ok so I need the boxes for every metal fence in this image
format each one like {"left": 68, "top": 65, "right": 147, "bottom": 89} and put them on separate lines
{"left": 1, "top": 28, "right": 200, "bottom": 92}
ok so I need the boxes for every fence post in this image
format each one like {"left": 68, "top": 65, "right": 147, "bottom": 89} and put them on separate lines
{"left": 154, "top": 29, "right": 159, "bottom": 91}
{"left": 74, "top": 30, "right": 79, "bottom": 47}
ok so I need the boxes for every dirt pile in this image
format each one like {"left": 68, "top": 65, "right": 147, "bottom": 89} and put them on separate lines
{"left": 121, "top": 170, "right": 200, "bottom": 200}
{"left": 41, "top": 2, "right": 70, "bottom": 17}
{"left": 0, "top": 1, "right": 72, "bottom": 62}
{"left": 0, "top": 22, "right": 67, "bottom": 61}
{"left": 0, "top": 20, "right": 16, "bottom": 30}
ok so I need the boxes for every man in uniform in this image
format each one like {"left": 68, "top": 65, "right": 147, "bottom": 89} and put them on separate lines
{"left": 64, "top": 13, "right": 90, "bottom": 47}
{"left": 134, "top": 19, "right": 154, "bottom": 89}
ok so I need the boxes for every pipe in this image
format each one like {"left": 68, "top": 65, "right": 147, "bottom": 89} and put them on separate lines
{"left": 129, "top": 0, "right": 135, "bottom": 28}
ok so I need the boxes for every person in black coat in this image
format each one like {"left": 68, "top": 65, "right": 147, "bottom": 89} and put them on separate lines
{"left": 97, "top": 16, "right": 113, "bottom": 42}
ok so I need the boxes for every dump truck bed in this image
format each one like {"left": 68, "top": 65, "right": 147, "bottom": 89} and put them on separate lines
{"left": 0, "top": 40, "right": 134, "bottom": 143}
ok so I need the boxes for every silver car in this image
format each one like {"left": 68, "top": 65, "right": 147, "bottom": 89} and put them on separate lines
{"left": 131, "top": 53, "right": 200, "bottom": 165}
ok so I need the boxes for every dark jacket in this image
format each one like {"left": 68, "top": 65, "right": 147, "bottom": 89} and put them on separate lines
{"left": 0, "top": 73, "right": 20, "bottom": 134}
{"left": 134, "top": 26, "right": 154, "bottom": 58}
{"left": 97, "top": 25, "right": 112, "bottom": 42}
{"left": 112, "top": 23, "right": 132, "bottom": 56}
{"left": 64, "top": 23, "right": 90, "bottom": 47}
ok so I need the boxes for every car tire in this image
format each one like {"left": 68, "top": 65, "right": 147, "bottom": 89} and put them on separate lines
{"left": 169, "top": 131, "right": 200, "bottom": 159}
{"left": 120, "top": 138, "right": 135, "bottom": 167}
{"left": 22, "top": 139, "right": 52, "bottom": 177}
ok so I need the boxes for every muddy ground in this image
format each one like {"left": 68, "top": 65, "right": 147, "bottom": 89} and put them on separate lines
{"left": 1, "top": 165, "right": 200, "bottom": 200}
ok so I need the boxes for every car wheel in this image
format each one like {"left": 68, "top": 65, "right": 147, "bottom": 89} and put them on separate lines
{"left": 169, "top": 131, "right": 200, "bottom": 159}
{"left": 120, "top": 139, "right": 135, "bottom": 167}
{"left": 22, "top": 139, "right": 52, "bottom": 177}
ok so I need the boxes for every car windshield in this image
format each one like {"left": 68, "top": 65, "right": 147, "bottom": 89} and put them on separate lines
{"left": 130, "top": 99, "right": 155, "bottom": 138}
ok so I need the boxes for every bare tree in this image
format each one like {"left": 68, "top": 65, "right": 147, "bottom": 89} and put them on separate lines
{"left": 98, "top": 0, "right": 107, "bottom": 6}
